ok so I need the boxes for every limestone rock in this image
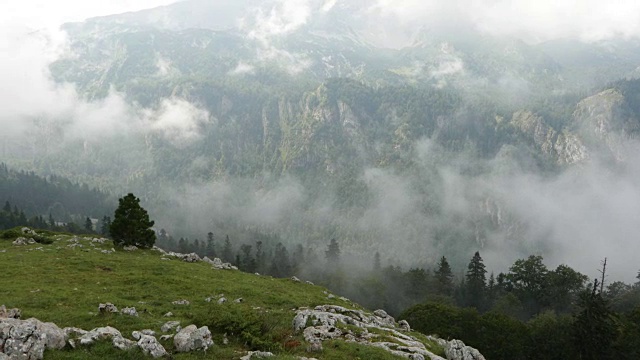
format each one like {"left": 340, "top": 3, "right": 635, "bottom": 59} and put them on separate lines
{"left": 123, "top": 245, "right": 138, "bottom": 251}
{"left": 241, "top": 351, "right": 275, "bottom": 359}
{"left": 159, "top": 334, "right": 174, "bottom": 341}
{"left": 398, "top": 320, "right": 411, "bottom": 332}
{"left": 161, "top": 321, "right": 180, "bottom": 333}
{"left": 234, "top": 298, "right": 244, "bottom": 303}
{"left": 79, "top": 326, "right": 122, "bottom": 345}
{"left": 217, "top": 297, "right": 227, "bottom": 304}
{"left": 138, "top": 334, "right": 169, "bottom": 358}
{"left": 21, "top": 227, "right": 37, "bottom": 236}
{"left": 291, "top": 276, "right": 301, "bottom": 282}
{"left": 172, "top": 300, "right": 190, "bottom": 306}
{"left": 0, "top": 318, "right": 67, "bottom": 360}
{"left": 0, "top": 305, "right": 21, "bottom": 319}
{"left": 12, "top": 237, "right": 35, "bottom": 246}
{"left": 121, "top": 307, "right": 138, "bottom": 317}
{"left": 204, "top": 256, "right": 238, "bottom": 270}
{"left": 444, "top": 339, "right": 485, "bottom": 360}
{"left": 293, "top": 305, "right": 453, "bottom": 360}
{"left": 112, "top": 336, "right": 137, "bottom": 351}
{"left": 141, "top": 329, "right": 156, "bottom": 336}
{"left": 163, "top": 312, "right": 173, "bottom": 317}
{"left": 174, "top": 325, "right": 213, "bottom": 352}
{"left": 182, "top": 253, "right": 201, "bottom": 262}
{"left": 98, "top": 303, "right": 118, "bottom": 313}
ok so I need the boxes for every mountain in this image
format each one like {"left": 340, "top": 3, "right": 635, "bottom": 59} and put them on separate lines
{"left": 5, "top": 0, "right": 640, "bottom": 279}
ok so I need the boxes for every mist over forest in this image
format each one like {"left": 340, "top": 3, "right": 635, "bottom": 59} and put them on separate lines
{"left": 4, "top": 0, "right": 640, "bottom": 284}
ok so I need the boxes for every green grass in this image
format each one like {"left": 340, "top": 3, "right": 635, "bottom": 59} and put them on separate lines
{"left": 0, "top": 228, "right": 413, "bottom": 359}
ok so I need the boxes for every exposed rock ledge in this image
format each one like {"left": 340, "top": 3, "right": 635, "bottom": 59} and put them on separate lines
{"left": 0, "top": 306, "right": 212, "bottom": 359}
{"left": 293, "top": 305, "right": 485, "bottom": 360}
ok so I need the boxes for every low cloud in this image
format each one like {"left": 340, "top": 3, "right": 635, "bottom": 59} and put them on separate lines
{"left": 142, "top": 98, "right": 211, "bottom": 146}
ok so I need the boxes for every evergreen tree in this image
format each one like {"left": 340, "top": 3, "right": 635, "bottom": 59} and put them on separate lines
{"left": 100, "top": 216, "right": 109, "bottom": 236}
{"left": 84, "top": 217, "right": 93, "bottom": 233}
{"left": 48, "top": 213, "right": 55, "bottom": 229}
{"left": 109, "top": 193, "right": 155, "bottom": 248}
{"left": 325, "top": 238, "right": 341, "bottom": 266}
{"left": 222, "top": 235, "right": 233, "bottom": 263}
{"left": 435, "top": 256, "right": 454, "bottom": 296}
{"left": 240, "top": 244, "right": 256, "bottom": 273}
{"left": 572, "top": 279, "right": 617, "bottom": 360}
{"left": 373, "top": 252, "right": 382, "bottom": 272}
{"left": 465, "top": 251, "right": 487, "bottom": 309}
{"left": 255, "top": 241, "right": 264, "bottom": 273}
{"left": 270, "top": 242, "right": 292, "bottom": 277}
{"left": 3, "top": 201, "right": 10, "bottom": 213}
{"left": 206, "top": 232, "right": 216, "bottom": 258}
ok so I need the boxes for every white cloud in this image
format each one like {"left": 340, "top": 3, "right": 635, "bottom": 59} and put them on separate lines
{"left": 142, "top": 98, "right": 211, "bottom": 145}
{"left": 229, "top": 61, "right": 256, "bottom": 75}
{"left": 369, "top": 0, "right": 640, "bottom": 45}
{"left": 0, "top": 1, "right": 180, "bottom": 138}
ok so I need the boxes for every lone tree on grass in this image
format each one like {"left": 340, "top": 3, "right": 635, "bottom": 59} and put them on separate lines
{"left": 110, "top": 193, "right": 156, "bottom": 248}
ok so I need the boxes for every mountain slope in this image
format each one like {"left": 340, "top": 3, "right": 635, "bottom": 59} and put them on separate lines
{"left": 0, "top": 228, "right": 483, "bottom": 359}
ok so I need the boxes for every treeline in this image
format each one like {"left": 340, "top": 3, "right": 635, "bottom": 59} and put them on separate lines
{"left": 0, "top": 163, "right": 113, "bottom": 222}
{"left": 397, "top": 253, "right": 640, "bottom": 360}
{"left": 158, "top": 233, "right": 640, "bottom": 359}
{"left": 0, "top": 200, "right": 101, "bottom": 235}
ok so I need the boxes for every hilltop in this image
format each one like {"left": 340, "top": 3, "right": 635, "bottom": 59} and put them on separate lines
{"left": 0, "top": 227, "right": 483, "bottom": 360}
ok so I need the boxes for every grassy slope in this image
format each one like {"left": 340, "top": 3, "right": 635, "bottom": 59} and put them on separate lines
{"left": 0, "top": 229, "right": 421, "bottom": 359}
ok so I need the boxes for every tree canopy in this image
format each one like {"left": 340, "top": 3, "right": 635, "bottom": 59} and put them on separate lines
{"left": 109, "top": 193, "right": 156, "bottom": 248}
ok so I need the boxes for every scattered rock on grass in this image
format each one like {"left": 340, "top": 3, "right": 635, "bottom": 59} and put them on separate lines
{"left": 172, "top": 299, "right": 190, "bottom": 306}
{"left": 241, "top": 351, "right": 275, "bottom": 359}
{"left": 138, "top": 334, "right": 169, "bottom": 358}
{"left": 121, "top": 307, "right": 138, "bottom": 317}
{"left": 0, "top": 305, "right": 21, "bottom": 319}
{"left": 98, "top": 303, "right": 118, "bottom": 314}
{"left": 174, "top": 325, "right": 213, "bottom": 352}
{"left": 161, "top": 321, "right": 180, "bottom": 333}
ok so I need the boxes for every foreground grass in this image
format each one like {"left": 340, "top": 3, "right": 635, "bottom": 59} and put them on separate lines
{"left": 0, "top": 228, "right": 409, "bottom": 359}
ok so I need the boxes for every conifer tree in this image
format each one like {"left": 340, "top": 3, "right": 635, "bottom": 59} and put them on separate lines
{"left": 206, "top": 232, "right": 216, "bottom": 258}
{"left": 109, "top": 193, "right": 155, "bottom": 248}
{"left": 435, "top": 256, "right": 454, "bottom": 296}
{"left": 374, "top": 252, "right": 381, "bottom": 272}
{"left": 325, "top": 238, "right": 341, "bottom": 266}
{"left": 465, "top": 251, "right": 487, "bottom": 309}
{"left": 222, "top": 235, "right": 233, "bottom": 263}
{"left": 573, "top": 279, "right": 617, "bottom": 360}
{"left": 84, "top": 217, "right": 93, "bottom": 233}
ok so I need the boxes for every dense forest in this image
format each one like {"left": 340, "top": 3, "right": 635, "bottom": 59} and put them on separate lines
{"left": 0, "top": 163, "right": 114, "bottom": 232}
{"left": 155, "top": 230, "right": 640, "bottom": 360}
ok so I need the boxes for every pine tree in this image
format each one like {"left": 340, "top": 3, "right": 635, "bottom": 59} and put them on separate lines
{"left": 465, "top": 251, "right": 487, "bottom": 309}
{"left": 270, "top": 242, "right": 292, "bottom": 277}
{"left": 84, "top": 217, "right": 93, "bottom": 233}
{"left": 374, "top": 252, "right": 381, "bottom": 272}
{"left": 325, "top": 238, "right": 341, "bottom": 266}
{"left": 222, "top": 235, "right": 233, "bottom": 263}
{"left": 435, "top": 256, "right": 454, "bottom": 296}
{"left": 573, "top": 279, "right": 617, "bottom": 360}
{"left": 240, "top": 244, "right": 256, "bottom": 273}
{"left": 48, "top": 213, "right": 55, "bottom": 229}
{"left": 109, "top": 193, "right": 155, "bottom": 248}
{"left": 206, "top": 232, "right": 216, "bottom": 258}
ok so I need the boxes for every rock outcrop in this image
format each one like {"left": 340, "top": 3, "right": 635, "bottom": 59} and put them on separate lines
{"left": 293, "top": 305, "right": 451, "bottom": 360}
{"left": 174, "top": 325, "right": 213, "bottom": 352}
{"left": 0, "top": 318, "right": 67, "bottom": 360}
{"left": 0, "top": 306, "right": 21, "bottom": 320}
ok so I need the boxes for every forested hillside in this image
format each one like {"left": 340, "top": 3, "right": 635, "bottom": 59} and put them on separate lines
{"left": 5, "top": 0, "right": 640, "bottom": 281}
{"left": 0, "top": 163, "right": 114, "bottom": 230}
